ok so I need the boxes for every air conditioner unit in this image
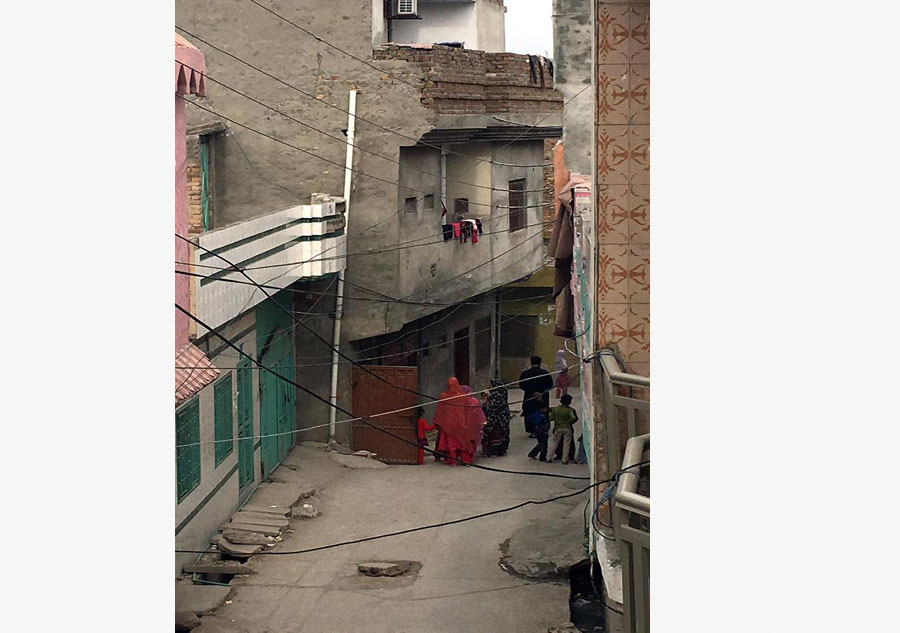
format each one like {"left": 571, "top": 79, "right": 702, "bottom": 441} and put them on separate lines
{"left": 397, "top": 0, "right": 417, "bottom": 16}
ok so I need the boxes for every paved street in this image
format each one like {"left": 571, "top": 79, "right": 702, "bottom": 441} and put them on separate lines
{"left": 193, "top": 391, "right": 588, "bottom": 633}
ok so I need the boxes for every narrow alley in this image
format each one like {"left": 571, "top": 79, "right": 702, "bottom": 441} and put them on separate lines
{"left": 180, "top": 392, "right": 588, "bottom": 633}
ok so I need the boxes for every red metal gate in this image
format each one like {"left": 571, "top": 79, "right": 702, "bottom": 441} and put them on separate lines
{"left": 351, "top": 366, "right": 419, "bottom": 464}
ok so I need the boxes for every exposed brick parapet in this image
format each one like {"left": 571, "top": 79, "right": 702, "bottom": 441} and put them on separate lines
{"left": 373, "top": 45, "right": 563, "bottom": 115}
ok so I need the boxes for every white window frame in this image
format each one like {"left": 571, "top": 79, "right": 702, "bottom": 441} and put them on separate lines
{"left": 397, "top": 0, "right": 417, "bottom": 16}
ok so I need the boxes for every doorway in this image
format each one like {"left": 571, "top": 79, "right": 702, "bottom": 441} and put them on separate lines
{"left": 453, "top": 326, "right": 470, "bottom": 386}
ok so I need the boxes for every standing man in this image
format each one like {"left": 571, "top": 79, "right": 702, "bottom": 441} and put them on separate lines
{"left": 518, "top": 356, "right": 554, "bottom": 434}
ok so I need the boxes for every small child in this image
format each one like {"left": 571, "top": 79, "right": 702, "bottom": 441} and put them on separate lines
{"left": 526, "top": 402, "right": 551, "bottom": 462}
{"left": 416, "top": 408, "right": 434, "bottom": 465}
{"left": 546, "top": 394, "right": 578, "bottom": 465}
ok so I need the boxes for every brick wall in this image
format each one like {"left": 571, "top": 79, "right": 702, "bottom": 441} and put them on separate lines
{"left": 373, "top": 45, "right": 563, "bottom": 115}
{"left": 185, "top": 136, "right": 203, "bottom": 235}
{"left": 543, "top": 138, "right": 558, "bottom": 240}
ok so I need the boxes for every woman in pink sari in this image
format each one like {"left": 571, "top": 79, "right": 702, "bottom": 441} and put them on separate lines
{"left": 434, "top": 378, "right": 481, "bottom": 466}
{"left": 462, "top": 385, "right": 487, "bottom": 455}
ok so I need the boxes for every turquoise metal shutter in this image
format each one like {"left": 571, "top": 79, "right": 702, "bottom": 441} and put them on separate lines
{"left": 214, "top": 374, "right": 234, "bottom": 465}
{"left": 176, "top": 398, "right": 201, "bottom": 502}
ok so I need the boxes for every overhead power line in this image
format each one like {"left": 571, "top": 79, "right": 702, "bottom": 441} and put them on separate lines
{"left": 174, "top": 26, "right": 557, "bottom": 169}
{"left": 180, "top": 95, "right": 552, "bottom": 213}
{"left": 176, "top": 302, "right": 589, "bottom": 481}
{"left": 174, "top": 461, "right": 649, "bottom": 556}
{"left": 175, "top": 359, "right": 583, "bottom": 449}
{"left": 175, "top": 218, "right": 553, "bottom": 273}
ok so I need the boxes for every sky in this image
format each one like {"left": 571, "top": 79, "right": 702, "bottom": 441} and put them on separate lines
{"left": 504, "top": 0, "right": 554, "bottom": 58}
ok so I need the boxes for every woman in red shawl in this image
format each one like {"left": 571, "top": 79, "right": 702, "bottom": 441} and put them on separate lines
{"left": 434, "top": 377, "right": 482, "bottom": 466}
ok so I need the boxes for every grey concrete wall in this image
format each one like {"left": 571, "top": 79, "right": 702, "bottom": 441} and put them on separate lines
{"left": 293, "top": 276, "right": 343, "bottom": 444}
{"left": 179, "top": 1, "right": 549, "bottom": 346}
{"left": 176, "top": 312, "right": 259, "bottom": 575}
{"left": 177, "top": 0, "right": 434, "bottom": 236}
{"left": 416, "top": 301, "right": 496, "bottom": 418}
{"left": 552, "top": 0, "right": 593, "bottom": 175}
{"left": 351, "top": 139, "right": 545, "bottom": 341}
{"left": 476, "top": 0, "right": 507, "bottom": 52}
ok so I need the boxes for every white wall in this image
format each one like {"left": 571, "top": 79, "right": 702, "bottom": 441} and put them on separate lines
{"left": 175, "top": 312, "right": 259, "bottom": 575}
{"left": 393, "top": 2, "right": 478, "bottom": 47}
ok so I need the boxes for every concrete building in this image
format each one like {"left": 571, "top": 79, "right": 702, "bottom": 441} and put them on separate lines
{"left": 176, "top": 0, "right": 562, "bottom": 455}
{"left": 551, "top": 2, "right": 650, "bottom": 630}
{"left": 175, "top": 35, "right": 350, "bottom": 568}
{"left": 377, "top": 0, "right": 507, "bottom": 52}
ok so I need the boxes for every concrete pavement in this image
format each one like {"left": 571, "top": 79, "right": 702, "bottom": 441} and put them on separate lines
{"left": 192, "top": 389, "right": 589, "bottom": 633}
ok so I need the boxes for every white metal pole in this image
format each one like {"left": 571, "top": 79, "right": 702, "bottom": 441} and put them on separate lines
{"left": 328, "top": 89, "right": 358, "bottom": 446}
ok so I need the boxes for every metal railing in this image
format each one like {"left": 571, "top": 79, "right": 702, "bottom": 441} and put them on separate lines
{"left": 616, "top": 434, "right": 650, "bottom": 633}
{"left": 596, "top": 352, "right": 649, "bottom": 633}
{"left": 598, "top": 353, "right": 650, "bottom": 482}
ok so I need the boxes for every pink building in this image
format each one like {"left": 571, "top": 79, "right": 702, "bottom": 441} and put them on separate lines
{"left": 175, "top": 34, "right": 206, "bottom": 350}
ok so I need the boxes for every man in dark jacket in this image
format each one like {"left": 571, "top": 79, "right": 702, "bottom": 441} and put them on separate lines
{"left": 519, "top": 356, "right": 554, "bottom": 420}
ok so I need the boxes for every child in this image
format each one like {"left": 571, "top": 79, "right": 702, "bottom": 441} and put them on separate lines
{"left": 526, "top": 401, "right": 551, "bottom": 462}
{"left": 416, "top": 408, "right": 434, "bottom": 465}
{"left": 546, "top": 394, "right": 578, "bottom": 465}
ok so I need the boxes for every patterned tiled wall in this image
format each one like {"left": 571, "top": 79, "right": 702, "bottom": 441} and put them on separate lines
{"left": 594, "top": 0, "right": 649, "bottom": 377}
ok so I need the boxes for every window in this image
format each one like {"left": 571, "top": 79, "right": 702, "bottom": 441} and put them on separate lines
{"left": 176, "top": 398, "right": 201, "bottom": 502}
{"left": 397, "top": 0, "right": 417, "bottom": 16}
{"left": 199, "top": 133, "right": 219, "bottom": 232}
{"left": 475, "top": 316, "right": 492, "bottom": 370}
{"left": 423, "top": 194, "right": 434, "bottom": 211}
{"left": 454, "top": 198, "right": 469, "bottom": 218}
{"left": 500, "top": 315, "right": 537, "bottom": 357}
{"left": 438, "top": 334, "right": 448, "bottom": 349}
{"left": 404, "top": 196, "right": 418, "bottom": 214}
{"left": 508, "top": 179, "right": 526, "bottom": 232}
{"left": 214, "top": 374, "right": 234, "bottom": 465}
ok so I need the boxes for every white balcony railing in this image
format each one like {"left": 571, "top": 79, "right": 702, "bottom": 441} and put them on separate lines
{"left": 194, "top": 195, "right": 346, "bottom": 334}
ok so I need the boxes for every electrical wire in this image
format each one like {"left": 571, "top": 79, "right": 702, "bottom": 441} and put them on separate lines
{"left": 180, "top": 95, "right": 552, "bottom": 213}
{"left": 176, "top": 302, "right": 590, "bottom": 481}
{"left": 198, "top": 307, "right": 547, "bottom": 368}
{"left": 175, "top": 26, "right": 558, "bottom": 170}
{"left": 174, "top": 461, "right": 648, "bottom": 556}
{"left": 175, "top": 352, "right": 584, "bottom": 450}
{"left": 176, "top": 218, "right": 554, "bottom": 273}
{"left": 177, "top": 224, "right": 549, "bottom": 405}
{"left": 189, "top": 63, "right": 546, "bottom": 195}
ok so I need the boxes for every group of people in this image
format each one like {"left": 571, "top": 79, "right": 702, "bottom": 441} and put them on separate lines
{"left": 414, "top": 352, "right": 579, "bottom": 467}
{"left": 415, "top": 377, "right": 511, "bottom": 466}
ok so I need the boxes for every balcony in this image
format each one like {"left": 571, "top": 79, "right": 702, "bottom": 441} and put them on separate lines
{"left": 189, "top": 194, "right": 346, "bottom": 334}
{"left": 594, "top": 353, "right": 650, "bottom": 633}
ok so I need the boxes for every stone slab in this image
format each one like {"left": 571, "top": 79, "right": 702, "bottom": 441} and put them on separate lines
{"left": 243, "top": 482, "right": 312, "bottom": 509}
{"left": 328, "top": 452, "right": 389, "bottom": 469}
{"left": 221, "top": 530, "right": 274, "bottom": 545}
{"left": 175, "top": 584, "right": 232, "bottom": 615}
{"left": 182, "top": 561, "right": 254, "bottom": 575}
{"left": 211, "top": 535, "right": 264, "bottom": 557}
{"left": 222, "top": 522, "right": 282, "bottom": 536}
{"left": 240, "top": 504, "right": 291, "bottom": 517}
{"left": 232, "top": 512, "right": 290, "bottom": 528}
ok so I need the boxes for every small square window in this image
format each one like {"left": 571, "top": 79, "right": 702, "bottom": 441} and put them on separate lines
{"left": 405, "top": 196, "right": 417, "bottom": 214}
{"left": 438, "top": 335, "right": 448, "bottom": 349}
{"left": 424, "top": 194, "right": 434, "bottom": 211}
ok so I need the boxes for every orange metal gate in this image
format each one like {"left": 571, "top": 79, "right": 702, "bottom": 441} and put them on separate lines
{"left": 351, "top": 366, "right": 419, "bottom": 464}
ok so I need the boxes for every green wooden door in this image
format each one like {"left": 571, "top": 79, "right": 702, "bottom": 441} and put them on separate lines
{"left": 256, "top": 290, "right": 295, "bottom": 479}
{"left": 236, "top": 359, "right": 255, "bottom": 491}
{"left": 277, "top": 352, "right": 296, "bottom": 461}
{"left": 259, "top": 367, "right": 279, "bottom": 479}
